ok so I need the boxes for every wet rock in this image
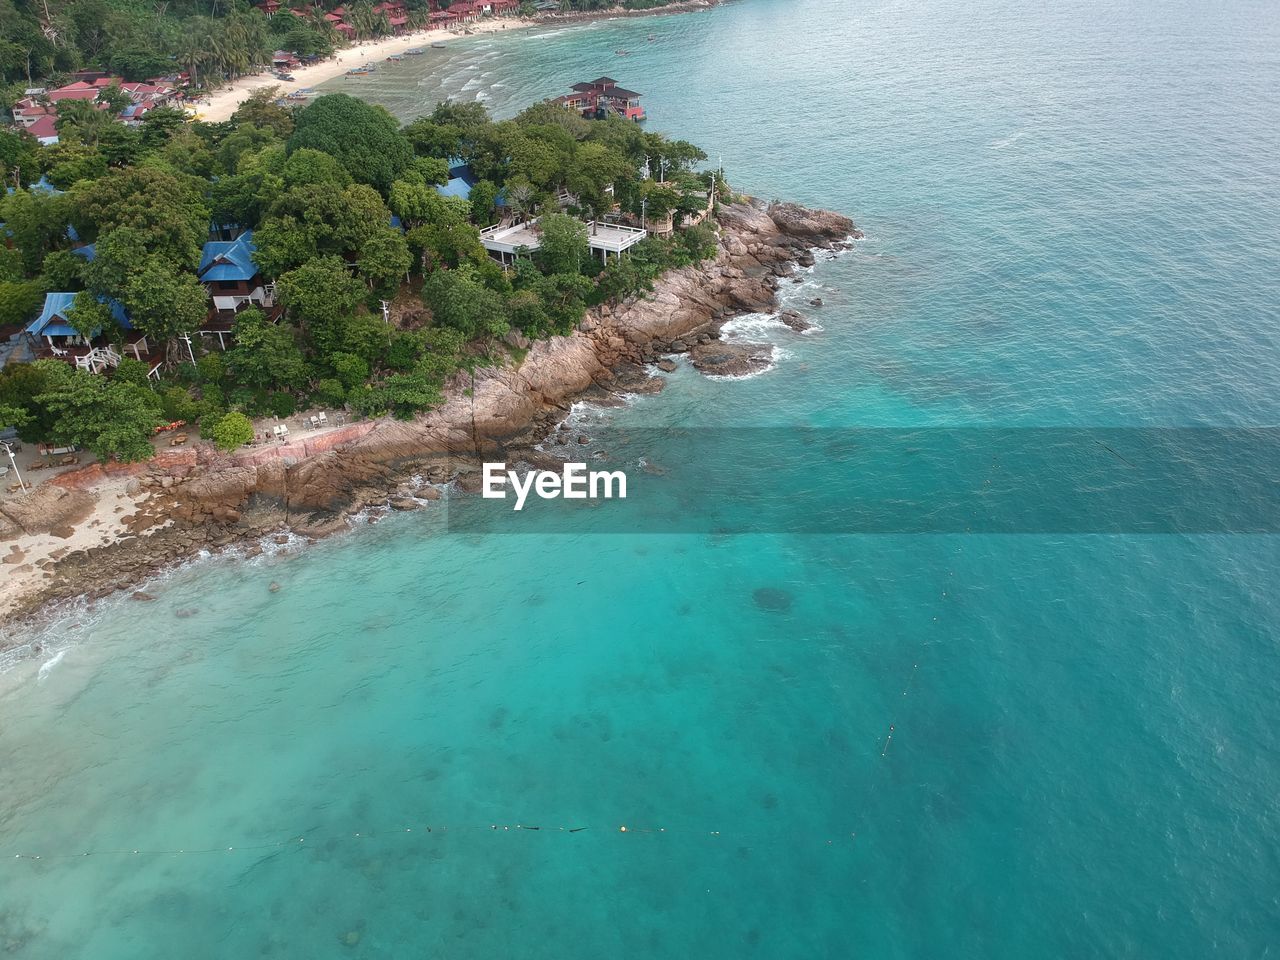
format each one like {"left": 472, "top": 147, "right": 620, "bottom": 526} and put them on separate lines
{"left": 689, "top": 341, "right": 773, "bottom": 378}
{"left": 272, "top": 534, "right": 290, "bottom": 545}
{"left": 389, "top": 497, "right": 420, "bottom": 511}
{"left": 809, "top": 297, "right": 824, "bottom": 307}
{"left": 244, "top": 544, "right": 263, "bottom": 558}
{"left": 419, "top": 487, "right": 442, "bottom": 501}
{"left": 752, "top": 587, "right": 793, "bottom": 612}
{"left": 780, "top": 310, "right": 813, "bottom": 333}
{"left": 131, "top": 591, "right": 157, "bottom": 602}
{"left": 175, "top": 608, "right": 198, "bottom": 618}
{"left": 655, "top": 359, "right": 678, "bottom": 373}
{"left": 669, "top": 339, "right": 689, "bottom": 352}
{"left": 578, "top": 435, "right": 590, "bottom": 445}
{"left": 268, "top": 581, "right": 282, "bottom": 593}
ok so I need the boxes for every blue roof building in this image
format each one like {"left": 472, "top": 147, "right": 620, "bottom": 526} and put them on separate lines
{"left": 72, "top": 242, "right": 96, "bottom": 262}
{"left": 198, "top": 230, "right": 260, "bottom": 283}
{"left": 436, "top": 158, "right": 478, "bottom": 202}
{"left": 25, "top": 292, "right": 131, "bottom": 340}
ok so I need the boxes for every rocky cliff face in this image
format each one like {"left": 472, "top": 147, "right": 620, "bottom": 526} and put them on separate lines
{"left": 14, "top": 200, "right": 855, "bottom": 617}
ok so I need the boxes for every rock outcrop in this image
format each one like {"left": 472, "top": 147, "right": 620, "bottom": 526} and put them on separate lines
{"left": 11, "top": 199, "right": 855, "bottom": 621}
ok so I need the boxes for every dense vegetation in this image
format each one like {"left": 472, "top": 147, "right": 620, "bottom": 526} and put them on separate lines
{"left": 0, "top": 90, "right": 725, "bottom": 461}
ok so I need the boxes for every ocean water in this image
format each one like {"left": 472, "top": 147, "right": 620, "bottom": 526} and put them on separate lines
{"left": 4, "top": 0, "right": 1280, "bottom": 956}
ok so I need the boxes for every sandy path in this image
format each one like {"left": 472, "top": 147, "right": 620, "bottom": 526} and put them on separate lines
{"left": 197, "top": 17, "right": 533, "bottom": 123}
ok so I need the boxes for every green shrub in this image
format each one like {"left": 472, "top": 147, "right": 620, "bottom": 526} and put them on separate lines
{"left": 211, "top": 412, "right": 255, "bottom": 452}
{"left": 314, "top": 378, "right": 346, "bottom": 407}
{"left": 160, "top": 386, "right": 200, "bottom": 423}
{"left": 197, "top": 353, "right": 225, "bottom": 384}
{"left": 112, "top": 357, "right": 150, "bottom": 387}
{"left": 266, "top": 391, "right": 296, "bottom": 418}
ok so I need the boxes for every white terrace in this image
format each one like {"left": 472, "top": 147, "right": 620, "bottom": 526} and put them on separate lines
{"left": 480, "top": 218, "right": 648, "bottom": 266}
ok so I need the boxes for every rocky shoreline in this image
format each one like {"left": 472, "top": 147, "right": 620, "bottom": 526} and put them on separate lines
{"left": 0, "top": 199, "right": 856, "bottom": 641}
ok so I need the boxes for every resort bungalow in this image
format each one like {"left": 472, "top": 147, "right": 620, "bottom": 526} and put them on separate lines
{"left": 25, "top": 292, "right": 154, "bottom": 374}
{"left": 436, "top": 157, "right": 479, "bottom": 201}
{"left": 197, "top": 230, "right": 273, "bottom": 313}
{"left": 555, "top": 77, "right": 645, "bottom": 122}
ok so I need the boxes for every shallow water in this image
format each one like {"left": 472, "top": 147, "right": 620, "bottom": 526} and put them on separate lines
{"left": 3, "top": 0, "right": 1280, "bottom": 955}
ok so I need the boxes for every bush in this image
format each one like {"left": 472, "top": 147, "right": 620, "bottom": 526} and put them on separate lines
{"left": 228, "top": 386, "right": 257, "bottom": 412}
{"left": 330, "top": 352, "right": 369, "bottom": 390}
{"left": 200, "top": 383, "right": 224, "bottom": 408}
{"left": 266, "top": 391, "right": 296, "bottom": 418}
{"left": 211, "top": 412, "right": 255, "bottom": 452}
{"left": 197, "top": 353, "right": 224, "bottom": 384}
{"left": 314, "top": 378, "right": 346, "bottom": 407}
{"left": 112, "top": 357, "right": 150, "bottom": 387}
{"left": 160, "top": 386, "right": 200, "bottom": 423}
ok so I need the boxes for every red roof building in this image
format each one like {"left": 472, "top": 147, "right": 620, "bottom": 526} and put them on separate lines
{"left": 555, "top": 77, "right": 645, "bottom": 122}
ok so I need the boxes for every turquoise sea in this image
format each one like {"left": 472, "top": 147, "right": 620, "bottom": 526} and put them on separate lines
{"left": 4, "top": 0, "right": 1280, "bottom": 955}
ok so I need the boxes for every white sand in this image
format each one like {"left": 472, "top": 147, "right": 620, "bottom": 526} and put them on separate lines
{"left": 0, "top": 477, "right": 147, "bottom": 621}
{"left": 197, "top": 17, "right": 534, "bottom": 123}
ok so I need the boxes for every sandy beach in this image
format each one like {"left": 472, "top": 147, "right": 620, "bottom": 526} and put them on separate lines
{"left": 197, "top": 17, "right": 534, "bottom": 123}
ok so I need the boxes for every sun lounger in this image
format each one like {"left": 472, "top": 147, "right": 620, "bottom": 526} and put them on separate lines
{"left": 317, "top": 411, "right": 328, "bottom": 425}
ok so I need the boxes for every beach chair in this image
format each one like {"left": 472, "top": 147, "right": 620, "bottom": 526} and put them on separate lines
{"left": 317, "top": 411, "right": 328, "bottom": 426}
{"left": 309, "top": 415, "right": 320, "bottom": 429}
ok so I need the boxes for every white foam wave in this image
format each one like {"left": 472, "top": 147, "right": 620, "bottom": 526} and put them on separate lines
{"left": 37, "top": 649, "right": 66, "bottom": 682}
{"left": 720, "top": 312, "right": 789, "bottom": 339}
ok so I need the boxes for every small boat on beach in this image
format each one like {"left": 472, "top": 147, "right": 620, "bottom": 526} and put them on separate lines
{"left": 386, "top": 53, "right": 404, "bottom": 62}
{"left": 431, "top": 41, "right": 447, "bottom": 48}
{"left": 404, "top": 47, "right": 425, "bottom": 55}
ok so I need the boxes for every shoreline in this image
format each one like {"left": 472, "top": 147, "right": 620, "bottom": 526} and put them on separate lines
{"left": 0, "top": 200, "right": 856, "bottom": 647}
{"left": 196, "top": 0, "right": 727, "bottom": 123}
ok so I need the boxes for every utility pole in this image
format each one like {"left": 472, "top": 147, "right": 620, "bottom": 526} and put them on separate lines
{"left": 2, "top": 441, "right": 26, "bottom": 493}
{"left": 658, "top": 156, "right": 669, "bottom": 183}
{"left": 641, "top": 198, "right": 647, "bottom": 229}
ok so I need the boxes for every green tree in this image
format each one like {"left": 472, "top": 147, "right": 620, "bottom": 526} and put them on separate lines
{"left": 42, "top": 140, "right": 108, "bottom": 189}
{"left": 422, "top": 268, "right": 509, "bottom": 340}
{"left": 0, "top": 128, "right": 39, "bottom": 188}
{"left": 538, "top": 212, "right": 589, "bottom": 275}
{"left": 282, "top": 147, "right": 353, "bottom": 189}
{"left": 72, "top": 167, "right": 209, "bottom": 271}
{"left": 65, "top": 292, "right": 120, "bottom": 341}
{"left": 231, "top": 89, "right": 296, "bottom": 139}
{"left": 34, "top": 360, "right": 161, "bottom": 462}
{"left": 275, "top": 256, "right": 367, "bottom": 355}
{"left": 121, "top": 263, "right": 209, "bottom": 346}
{"left": 0, "top": 281, "right": 43, "bottom": 328}
{"left": 0, "top": 188, "right": 73, "bottom": 275}
{"left": 287, "top": 94, "right": 413, "bottom": 193}
{"left": 211, "top": 411, "right": 255, "bottom": 452}
{"left": 224, "top": 307, "right": 310, "bottom": 391}
{"left": 357, "top": 229, "right": 412, "bottom": 290}
{"left": 330, "top": 352, "right": 369, "bottom": 390}
{"left": 253, "top": 183, "right": 390, "bottom": 275}
{"left": 469, "top": 180, "right": 500, "bottom": 227}
{"left": 0, "top": 362, "right": 56, "bottom": 442}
